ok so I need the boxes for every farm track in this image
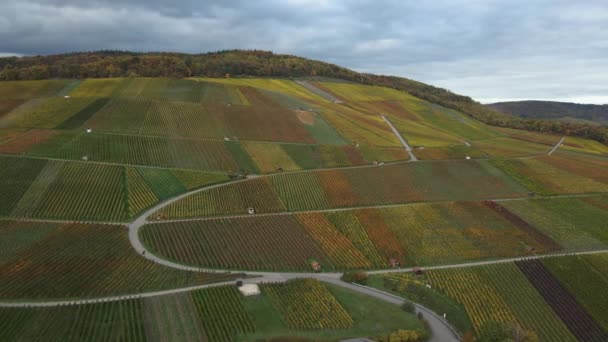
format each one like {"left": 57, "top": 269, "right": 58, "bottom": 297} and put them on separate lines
{"left": 548, "top": 136, "right": 565, "bottom": 155}
{"left": 380, "top": 115, "right": 418, "bottom": 161}
{"left": 294, "top": 80, "right": 344, "bottom": 103}
{"left": 144, "top": 191, "right": 604, "bottom": 224}
{"left": 3, "top": 144, "right": 606, "bottom": 341}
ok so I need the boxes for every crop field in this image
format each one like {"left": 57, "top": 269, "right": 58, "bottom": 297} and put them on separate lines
{"left": 501, "top": 197, "right": 608, "bottom": 251}
{"left": 542, "top": 254, "right": 608, "bottom": 331}
{"left": 313, "top": 82, "right": 416, "bottom": 102}
{"left": 27, "top": 132, "right": 246, "bottom": 172}
{"left": 69, "top": 78, "right": 126, "bottom": 97}
{"left": 0, "top": 220, "right": 240, "bottom": 299}
{"left": 264, "top": 279, "right": 353, "bottom": 329}
{"left": 426, "top": 262, "right": 579, "bottom": 341}
{"left": 143, "top": 199, "right": 567, "bottom": 270}
{"left": 200, "top": 78, "right": 329, "bottom": 103}
{"left": 154, "top": 160, "right": 527, "bottom": 218}
{"left": 491, "top": 156, "right": 608, "bottom": 195}
{"left": 471, "top": 137, "right": 550, "bottom": 157}
{"left": 538, "top": 151, "right": 608, "bottom": 183}
{"left": 153, "top": 177, "right": 285, "bottom": 219}
{"left": 141, "top": 215, "right": 327, "bottom": 271}
{"left": 0, "top": 155, "right": 227, "bottom": 221}
{"left": 0, "top": 279, "right": 424, "bottom": 341}
{"left": 561, "top": 136, "right": 608, "bottom": 156}
{"left": 516, "top": 259, "right": 608, "bottom": 341}
{"left": 494, "top": 126, "right": 562, "bottom": 146}
{"left": 392, "top": 119, "right": 464, "bottom": 147}
{"left": 0, "top": 129, "right": 60, "bottom": 154}
{"left": 0, "top": 80, "right": 69, "bottom": 100}
{"left": 0, "top": 97, "right": 96, "bottom": 128}
{"left": 319, "top": 103, "right": 402, "bottom": 146}
{"left": 413, "top": 144, "right": 487, "bottom": 160}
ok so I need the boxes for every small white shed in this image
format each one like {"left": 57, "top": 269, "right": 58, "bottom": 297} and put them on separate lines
{"left": 238, "top": 284, "right": 261, "bottom": 296}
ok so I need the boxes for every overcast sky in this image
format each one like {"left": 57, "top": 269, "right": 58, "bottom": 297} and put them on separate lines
{"left": 1, "top": 0, "right": 607, "bottom": 104}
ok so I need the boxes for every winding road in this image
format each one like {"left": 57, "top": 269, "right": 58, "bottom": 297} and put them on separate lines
{"left": 4, "top": 151, "right": 607, "bottom": 341}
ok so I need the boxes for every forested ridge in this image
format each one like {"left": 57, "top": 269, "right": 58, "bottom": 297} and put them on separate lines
{"left": 488, "top": 100, "right": 608, "bottom": 124}
{"left": 1, "top": 50, "right": 606, "bottom": 144}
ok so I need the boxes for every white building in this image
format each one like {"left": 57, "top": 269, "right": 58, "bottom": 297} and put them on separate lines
{"left": 238, "top": 284, "right": 261, "bottom": 296}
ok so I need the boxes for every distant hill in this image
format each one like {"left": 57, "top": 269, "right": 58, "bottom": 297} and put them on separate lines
{"left": 488, "top": 101, "right": 608, "bottom": 126}
{"left": 1, "top": 50, "right": 607, "bottom": 144}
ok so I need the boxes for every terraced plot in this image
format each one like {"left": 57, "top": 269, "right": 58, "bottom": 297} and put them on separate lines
{"left": 491, "top": 156, "right": 608, "bottom": 195}
{"left": 0, "top": 155, "right": 227, "bottom": 221}
{"left": 263, "top": 279, "right": 353, "bottom": 329}
{"left": 426, "top": 262, "right": 579, "bottom": 341}
{"left": 155, "top": 160, "right": 526, "bottom": 218}
{"left": 0, "top": 220, "right": 239, "bottom": 300}
{"left": 0, "top": 97, "right": 96, "bottom": 128}
{"left": 143, "top": 199, "right": 564, "bottom": 271}
{"left": 0, "top": 280, "right": 424, "bottom": 342}
{"left": 501, "top": 197, "right": 608, "bottom": 251}
{"left": 0, "top": 80, "right": 69, "bottom": 100}
{"left": 543, "top": 254, "right": 608, "bottom": 331}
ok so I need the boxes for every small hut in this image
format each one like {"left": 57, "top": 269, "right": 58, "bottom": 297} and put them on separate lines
{"left": 412, "top": 267, "right": 424, "bottom": 276}
{"left": 247, "top": 207, "right": 255, "bottom": 215}
{"left": 310, "top": 261, "right": 322, "bottom": 272}
{"left": 389, "top": 258, "right": 400, "bottom": 268}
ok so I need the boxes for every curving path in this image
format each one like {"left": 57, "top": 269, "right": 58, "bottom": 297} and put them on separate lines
{"left": 5, "top": 157, "right": 606, "bottom": 341}
{"left": 123, "top": 176, "right": 608, "bottom": 342}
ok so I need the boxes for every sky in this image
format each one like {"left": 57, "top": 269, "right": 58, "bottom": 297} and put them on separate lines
{"left": 1, "top": 0, "right": 607, "bottom": 104}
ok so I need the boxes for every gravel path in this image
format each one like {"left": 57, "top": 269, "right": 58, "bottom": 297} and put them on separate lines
{"left": 548, "top": 136, "right": 565, "bottom": 155}
{"left": 381, "top": 115, "right": 418, "bottom": 161}
{"left": 295, "top": 80, "right": 344, "bottom": 103}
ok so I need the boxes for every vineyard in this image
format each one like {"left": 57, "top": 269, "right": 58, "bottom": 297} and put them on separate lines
{"left": 369, "top": 253, "right": 608, "bottom": 341}
{"left": 0, "top": 220, "right": 240, "bottom": 299}
{"left": 0, "top": 76, "right": 607, "bottom": 341}
{"left": 501, "top": 197, "right": 608, "bottom": 251}
{"left": 491, "top": 156, "right": 608, "bottom": 195}
{"left": 516, "top": 259, "right": 608, "bottom": 342}
{"left": 426, "top": 262, "right": 578, "bottom": 341}
{"left": 0, "top": 279, "right": 425, "bottom": 341}
{"left": 263, "top": 279, "right": 354, "bottom": 329}
{"left": 154, "top": 160, "right": 528, "bottom": 219}
{"left": 0, "top": 155, "right": 228, "bottom": 221}
{"left": 142, "top": 198, "right": 582, "bottom": 271}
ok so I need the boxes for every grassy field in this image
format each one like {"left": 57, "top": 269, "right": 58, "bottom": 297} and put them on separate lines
{"left": 0, "top": 220, "right": 240, "bottom": 299}
{"left": 0, "top": 279, "right": 425, "bottom": 341}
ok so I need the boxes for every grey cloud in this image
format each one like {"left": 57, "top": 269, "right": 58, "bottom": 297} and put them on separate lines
{"left": 1, "top": 0, "right": 607, "bottom": 103}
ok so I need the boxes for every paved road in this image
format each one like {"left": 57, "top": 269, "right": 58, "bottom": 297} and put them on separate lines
{"left": 0, "top": 281, "right": 236, "bottom": 308}
{"left": 380, "top": 115, "right": 418, "bottom": 161}
{"left": 548, "top": 136, "right": 565, "bottom": 155}
{"left": 295, "top": 80, "right": 344, "bottom": 103}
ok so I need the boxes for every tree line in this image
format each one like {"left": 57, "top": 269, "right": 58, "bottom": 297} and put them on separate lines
{"left": 1, "top": 50, "right": 606, "bottom": 144}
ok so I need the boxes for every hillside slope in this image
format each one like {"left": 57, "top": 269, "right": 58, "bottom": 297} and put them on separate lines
{"left": 1, "top": 50, "right": 607, "bottom": 144}
{"left": 489, "top": 101, "right": 608, "bottom": 125}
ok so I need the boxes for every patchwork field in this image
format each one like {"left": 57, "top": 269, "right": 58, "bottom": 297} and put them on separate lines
{"left": 371, "top": 253, "right": 608, "bottom": 341}
{"left": 1, "top": 76, "right": 607, "bottom": 341}
{"left": 0, "top": 155, "right": 227, "bottom": 221}
{"left": 0, "top": 279, "right": 425, "bottom": 341}
{"left": 0, "top": 220, "right": 240, "bottom": 300}
{"left": 154, "top": 160, "right": 528, "bottom": 218}
{"left": 140, "top": 197, "right": 605, "bottom": 271}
